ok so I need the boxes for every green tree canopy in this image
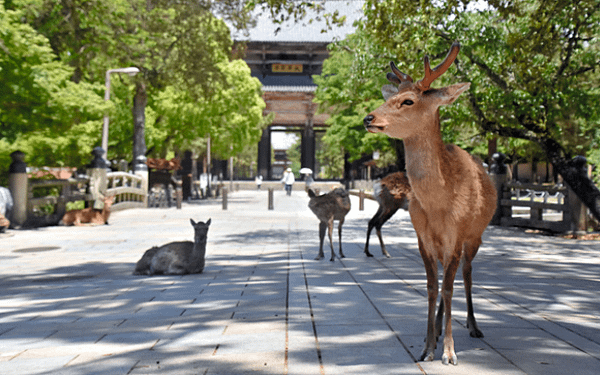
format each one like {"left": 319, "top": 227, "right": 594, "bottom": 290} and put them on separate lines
{"left": 260, "top": 0, "right": 600, "bottom": 218}
{"left": 2, "top": 0, "right": 269, "bottom": 171}
{"left": 0, "top": 1, "right": 107, "bottom": 169}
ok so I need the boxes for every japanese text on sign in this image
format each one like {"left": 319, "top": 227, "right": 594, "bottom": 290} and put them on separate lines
{"left": 272, "top": 64, "right": 303, "bottom": 73}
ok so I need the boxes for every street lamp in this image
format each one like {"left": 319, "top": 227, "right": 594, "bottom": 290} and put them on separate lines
{"left": 102, "top": 67, "right": 140, "bottom": 160}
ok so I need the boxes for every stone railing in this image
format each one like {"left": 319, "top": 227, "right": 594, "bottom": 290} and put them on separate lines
{"left": 6, "top": 148, "right": 148, "bottom": 228}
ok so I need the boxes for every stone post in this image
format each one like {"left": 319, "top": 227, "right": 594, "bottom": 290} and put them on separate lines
{"left": 134, "top": 155, "right": 148, "bottom": 207}
{"left": 566, "top": 156, "right": 588, "bottom": 235}
{"left": 268, "top": 188, "right": 274, "bottom": 210}
{"left": 359, "top": 189, "right": 365, "bottom": 211}
{"left": 8, "top": 151, "right": 27, "bottom": 228}
{"left": 489, "top": 153, "right": 510, "bottom": 225}
{"left": 88, "top": 147, "right": 107, "bottom": 209}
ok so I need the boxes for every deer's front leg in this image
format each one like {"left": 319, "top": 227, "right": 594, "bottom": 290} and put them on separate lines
{"left": 441, "top": 251, "right": 461, "bottom": 365}
{"left": 418, "top": 238, "right": 438, "bottom": 362}
{"left": 315, "top": 221, "right": 327, "bottom": 260}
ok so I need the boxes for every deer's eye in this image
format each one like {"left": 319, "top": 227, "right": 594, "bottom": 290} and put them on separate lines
{"left": 402, "top": 99, "right": 414, "bottom": 106}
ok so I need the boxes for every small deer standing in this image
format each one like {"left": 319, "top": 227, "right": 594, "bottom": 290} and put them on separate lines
{"left": 364, "top": 171, "right": 411, "bottom": 258}
{"left": 133, "top": 218, "right": 211, "bottom": 276}
{"left": 60, "top": 195, "right": 115, "bottom": 226}
{"left": 307, "top": 188, "right": 351, "bottom": 261}
{"left": 364, "top": 42, "right": 497, "bottom": 365}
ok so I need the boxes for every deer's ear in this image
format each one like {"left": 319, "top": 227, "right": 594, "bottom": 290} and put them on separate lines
{"left": 206, "top": 218, "right": 211, "bottom": 226}
{"left": 190, "top": 218, "right": 196, "bottom": 226}
{"left": 382, "top": 84, "right": 399, "bottom": 101}
{"left": 436, "top": 82, "right": 470, "bottom": 106}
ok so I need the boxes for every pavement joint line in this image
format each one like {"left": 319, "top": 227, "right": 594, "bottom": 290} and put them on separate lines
{"left": 338, "top": 256, "right": 421, "bottom": 367}
{"left": 284, "top": 220, "right": 291, "bottom": 374}
{"left": 298, "top": 232, "right": 325, "bottom": 375}
{"left": 478, "top": 284, "right": 600, "bottom": 362}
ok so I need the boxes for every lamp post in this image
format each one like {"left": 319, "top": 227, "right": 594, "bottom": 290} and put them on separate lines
{"left": 102, "top": 67, "right": 140, "bottom": 160}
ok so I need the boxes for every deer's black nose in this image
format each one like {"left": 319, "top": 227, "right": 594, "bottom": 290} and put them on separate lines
{"left": 363, "top": 114, "right": 374, "bottom": 128}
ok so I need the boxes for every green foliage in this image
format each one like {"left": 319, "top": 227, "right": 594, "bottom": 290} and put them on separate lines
{"left": 264, "top": 1, "right": 600, "bottom": 170}
{"left": 360, "top": 0, "right": 600, "bottom": 162}
{"left": 148, "top": 59, "right": 269, "bottom": 160}
{"left": 2, "top": 0, "right": 268, "bottom": 177}
{"left": 0, "top": 1, "right": 108, "bottom": 174}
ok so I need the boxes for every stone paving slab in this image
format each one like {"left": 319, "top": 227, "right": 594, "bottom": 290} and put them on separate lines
{"left": 0, "top": 188, "right": 599, "bottom": 374}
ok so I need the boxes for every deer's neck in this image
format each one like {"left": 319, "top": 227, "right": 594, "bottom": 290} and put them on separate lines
{"left": 403, "top": 120, "right": 451, "bottom": 208}
{"left": 193, "top": 237, "right": 207, "bottom": 253}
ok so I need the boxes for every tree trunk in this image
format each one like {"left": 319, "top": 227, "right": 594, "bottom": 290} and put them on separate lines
{"left": 541, "top": 137, "right": 600, "bottom": 222}
{"left": 553, "top": 158, "right": 600, "bottom": 223}
{"left": 133, "top": 81, "right": 147, "bottom": 166}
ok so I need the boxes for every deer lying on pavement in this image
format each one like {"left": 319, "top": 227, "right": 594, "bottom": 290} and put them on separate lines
{"left": 60, "top": 195, "right": 115, "bottom": 226}
{"left": 363, "top": 42, "right": 497, "bottom": 365}
{"left": 364, "top": 171, "right": 411, "bottom": 258}
{"left": 307, "top": 188, "right": 351, "bottom": 261}
{"left": 133, "top": 218, "right": 210, "bottom": 276}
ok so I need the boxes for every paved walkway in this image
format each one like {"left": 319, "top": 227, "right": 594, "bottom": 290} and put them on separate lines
{"left": 0, "top": 189, "right": 599, "bottom": 375}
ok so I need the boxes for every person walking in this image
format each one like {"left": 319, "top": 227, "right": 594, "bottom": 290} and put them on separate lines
{"left": 282, "top": 168, "right": 295, "bottom": 196}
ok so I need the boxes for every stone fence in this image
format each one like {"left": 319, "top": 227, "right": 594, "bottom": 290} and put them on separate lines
{"left": 6, "top": 148, "right": 147, "bottom": 229}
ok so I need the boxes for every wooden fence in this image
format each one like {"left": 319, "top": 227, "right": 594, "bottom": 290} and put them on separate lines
{"left": 499, "top": 181, "right": 573, "bottom": 233}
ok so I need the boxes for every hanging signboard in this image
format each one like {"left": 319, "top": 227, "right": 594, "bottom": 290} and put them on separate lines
{"left": 272, "top": 64, "right": 303, "bottom": 73}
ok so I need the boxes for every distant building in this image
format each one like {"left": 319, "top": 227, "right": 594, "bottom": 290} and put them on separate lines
{"left": 234, "top": 1, "right": 364, "bottom": 179}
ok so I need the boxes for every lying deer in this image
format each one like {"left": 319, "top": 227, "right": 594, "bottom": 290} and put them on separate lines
{"left": 60, "top": 195, "right": 115, "bottom": 226}
{"left": 364, "top": 42, "right": 497, "bottom": 365}
{"left": 307, "top": 188, "right": 351, "bottom": 261}
{"left": 133, "top": 218, "right": 210, "bottom": 276}
{"left": 364, "top": 171, "right": 411, "bottom": 258}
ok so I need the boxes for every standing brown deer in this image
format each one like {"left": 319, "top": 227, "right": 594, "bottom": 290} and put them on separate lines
{"left": 364, "top": 171, "right": 411, "bottom": 258}
{"left": 363, "top": 42, "right": 497, "bottom": 365}
{"left": 307, "top": 188, "right": 351, "bottom": 261}
{"left": 60, "top": 195, "right": 115, "bottom": 226}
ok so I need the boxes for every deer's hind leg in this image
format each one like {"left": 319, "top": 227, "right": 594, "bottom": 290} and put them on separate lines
{"left": 463, "top": 238, "right": 484, "bottom": 338}
{"left": 315, "top": 221, "right": 327, "bottom": 260}
{"left": 365, "top": 207, "right": 384, "bottom": 257}
{"left": 327, "top": 218, "right": 335, "bottom": 261}
{"left": 337, "top": 217, "right": 345, "bottom": 259}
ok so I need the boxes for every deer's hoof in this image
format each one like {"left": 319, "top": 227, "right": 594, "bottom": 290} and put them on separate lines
{"left": 329, "top": 257, "right": 335, "bottom": 262}
{"left": 467, "top": 322, "right": 484, "bottom": 338}
{"left": 314, "top": 255, "right": 324, "bottom": 260}
{"left": 442, "top": 352, "right": 458, "bottom": 366}
{"left": 383, "top": 252, "right": 391, "bottom": 258}
{"left": 419, "top": 349, "right": 435, "bottom": 362}
{"left": 365, "top": 251, "right": 374, "bottom": 257}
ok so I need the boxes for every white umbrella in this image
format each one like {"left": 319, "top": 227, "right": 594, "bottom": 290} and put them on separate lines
{"left": 299, "top": 168, "right": 313, "bottom": 174}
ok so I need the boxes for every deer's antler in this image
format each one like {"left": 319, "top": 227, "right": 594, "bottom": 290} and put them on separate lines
{"left": 388, "top": 61, "right": 413, "bottom": 85}
{"left": 415, "top": 41, "right": 461, "bottom": 91}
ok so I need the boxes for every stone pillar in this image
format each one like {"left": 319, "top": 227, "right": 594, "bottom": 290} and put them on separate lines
{"left": 134, "top": 155, "right": 148, "bottom": 207}
{"left": 257, "top": 127, "right": 271, "bottom": 179}
{"left": 301, "top": 120, "right": 315, "bottom": 175}
{"left": 88, "top": 147, "right": 108, "bottom": 209}
{"left": 8, "top": 151, "right": 27, "bottom": 228}
{"left": 489, "top": 153, "right": 510, "bottom": 226}
{"left": 567, "top": 156, "right": 588, "bottom": 235}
